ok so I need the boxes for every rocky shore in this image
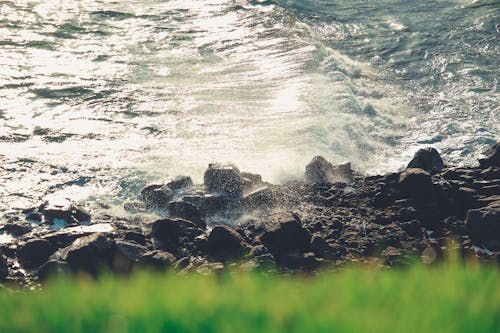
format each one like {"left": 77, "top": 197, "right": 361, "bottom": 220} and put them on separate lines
{"left": 1, "top": 142, "right": 499, "bottom": 288}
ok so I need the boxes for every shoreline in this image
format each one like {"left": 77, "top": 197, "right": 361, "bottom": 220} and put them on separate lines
{"left": 0, "top": 142, "right": 499, "bottom": 287}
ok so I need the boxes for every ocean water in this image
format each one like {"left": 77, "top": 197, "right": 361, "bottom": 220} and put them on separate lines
{"left": 0, "top": 0, "right": 498, "bottom": 211}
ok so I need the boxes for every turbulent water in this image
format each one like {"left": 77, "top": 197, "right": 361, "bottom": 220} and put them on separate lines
{"left": 0, "top": 0, "right": 498, "bottom": 211}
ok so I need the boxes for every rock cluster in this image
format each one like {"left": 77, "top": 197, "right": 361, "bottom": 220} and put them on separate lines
{"left": 0, "top": 143, "right": 499, "bottom": 286}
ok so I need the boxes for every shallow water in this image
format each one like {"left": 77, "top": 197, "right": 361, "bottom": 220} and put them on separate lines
{"left": 0, "top": 0, "right": 498, "bottom": 211}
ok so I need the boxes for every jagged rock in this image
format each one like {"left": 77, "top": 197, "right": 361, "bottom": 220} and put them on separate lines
{"left": 168, "top": 201, "right": 206, "bottom": 229}
{"left": 17, "top": 239, "right": 55, "bottom": 269}
{"left": 204, "top": 163, "right": 249, "bottom": 198}
{"left": 43, "top": 223, "right": 115, "bottom": 249}
{"left": 479, "top": 142, "right": 500, "bottom": 168}
{"left": 139, "top": 250, "right": 176, "bottom": 270}
{"left": 305, "top": 156, "right": 353, "bottom": 184}
{"left": 166, "top": 176, "right": 193, "bottom": 192}
{"left": 466, "top": 201, "right": 500, "bottom": 244}
{"left": 63, "top": 233, "right": 116, "bottom": 275}
{"left": 0, "top": 254, "right": 7, "bottom": 280}
{"left": 260, "top": 212, "right": 312, "bottom": 255}
{"left": 398, "top": 168, "right": 435, "bottom": 199}
{"left": 205, "top": 226, "right": 249, "bottom": 260}
{"left": 407, "top": 147, "right": 445, "bottom": 174}
{"left": 139, "top": 184, "right": 173, "bottom": 209}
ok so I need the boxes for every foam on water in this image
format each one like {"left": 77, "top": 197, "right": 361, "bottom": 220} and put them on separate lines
{"left": 0, "top": 0, "right": 498, "bottom": 210}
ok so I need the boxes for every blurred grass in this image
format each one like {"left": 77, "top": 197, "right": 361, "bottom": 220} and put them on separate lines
{"left": 1, "top": 261, "right": 499, "bottom": 333}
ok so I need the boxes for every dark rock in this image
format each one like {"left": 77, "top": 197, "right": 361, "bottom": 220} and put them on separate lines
{"left": 140, "top": 250, "right": 176, "bottom": 270}
{"left": 479, "top": 142, "right": 500, "bottom": 168}
{"left": 398, "top": 168, "right": 435, "bottom": 199}
{"left": 168, "top": 201, "right": 206, "bottom": 229}
{"left": 242, "top": 187, "right": 276, "bottom": 210}
{"left": 400, "top": 220, "right": 423, "bottom": 238}
{"left": 0, "top": 222, "right": 32, "bottom": 236}
{"left": 204, "top": 163, "right": 248, "bottom": 198}
{"left": 64, "top": 233, "right": 116, "bottom": 275}
{"left": 40, "top": 198, "right": 90, "bottom": 223}
{"left": 0, "top": 254, "right": 7, "bottom": 280}
{"left": 241, "top": 172, "right": 263, "bottom": 185}
{"left": 310, "top": 235, "right": 338, "bottom": 258}
{"left": 43, "top": 223, "right": 115, "bottom": 249}
{"left": 112, "top": 240, "right": 148, "bottom": 273}
{"left": 123, "top": 231, "right": 146, "bottom": 245}
{"left": 140, "top": 184, "right": 173, "bottom": 209}
{"left": 38, "top": 260, "right": 70, "bottom": 280}
{"left": 199, "top": 195, "right": 238, "bottom": 217}
{"left": 150, "top": 218, "right": 203, "bottom": 250}
{"left": 407, "top": 147, "right": 445, "bottom": 174}
{"left": 466, "top": 202, "right": 500, "bottom": 244}
{"left": 305, "top": 156, "right": 353, "bottom": 184}
{"left": 276, "top": 252, "right": 320, "bottom": 270}
{"left": 173, "top": 257, "right": 191, "bottom": 270}
{"left": 249, "top": 245, "right": 269, "bottom": 257}
{"left": 17, "top": 239, "right": 55, "bottom": 269}
{"left": 205, "top": 226, "right": 249, "bottom": 260}
{"left": 166, "top": 176, "right": 193, "bottom": 192}
{"left": 260, "top": 212, "right": 312, "bottom": 255}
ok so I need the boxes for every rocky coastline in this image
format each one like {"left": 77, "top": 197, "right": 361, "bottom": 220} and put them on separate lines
{"left": 1, "top": 142, "right": 499, "bottom": 288}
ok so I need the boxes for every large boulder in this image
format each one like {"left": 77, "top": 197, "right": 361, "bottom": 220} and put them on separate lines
{"left": 479, "top": 142, "right": 500, "bottom": 168}
{"left": 407, "top": 147, "right": 444, "bottom": 174}
{"left": 150, "top": 218, "right": 203, "bottom": 250}
{"left": 398, "top": 168, "right": 435, "bottom": 199}
{"left": 242, "top": 187, "right": 277, "bottom": 211}
{"left": 112, "top": 240, "right": 148, "bottom": 274}
{"left": 204, "top": 163, "right": 250, "bottom": 198}
{"left": 305, "top": 156, "right": 353, "bottom": 184}
{"left": 205, "top": 226, "right": 249, "bottom": 260}
{"left": 63, "top": 233, "right": 116, "bottom": 275}
{"left": 168, "top": 201, "right": 206, "bottom": 229}
{"left": 260, "top": 212, "right": 312, "bottom": 255}
{"left": 17, "top": 239, "right": 55, "bottom": 269}
{"left": 466, "top": 201, "right": 500, "bottom": 244}
{"left": 139, "top": 184, "right": 173, "bottom": 209}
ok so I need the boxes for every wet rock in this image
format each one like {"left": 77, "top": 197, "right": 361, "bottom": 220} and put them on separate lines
{"left": 205, "top": 226, "right": 249, "bottom": 260}
{"left": 305, "top": 156, "right": 353, "bottom": 184}
{"left": 398, "top": 168, "right": 435, "bottom": 199}
{"left": 150, "top": 218, "right": 203, "bottom": 250}
{"left": 139, "top": 250, "right": 176, "bottom": 270}
{"left": 38, "top": 260, "right": 70, "bottom": 281}
{"left": 0, "top": 222, "right": 32, "bottom": 236}
{"left": 168, "top": 201, "right": 206, "bottom": 229}
{"left": 199, "top": 194, "right": 238, "bottom": 217}
{"left": 63, "top": 233, "right": 116, "bottom": 275}
{"left": 260, "top": 212, "right": 312, "bottom": 255}
{"left": 166, "top": 176, "right": 193, "bottom": 192}
{"left": 242, "top": 187, "right": 276, "bottom": 210}
{"left": 0, "top": 254, "right": 7, "bottom": 280}
{"left": 43, "top": 223, "right": 115, "bottom": 249}
{"left": 139, "top": 184, "right": 173, "bottom": 209}
{"left": 40, "top": 198, "right": 90, "bottom": 223}
{"left": 17, "top": 239, "right": 55, "bottom": 269}
{"left": 407, "top": 147, "right": 445, "bottom": 174}
{"left": 204, "top": 163, "right": 249, "bottom": 198}
{"left": 479, "top": 142, "right": 500, "bottom": 168}
{"left": 466, "top": 202, "right": 500, "bottom": 244}
{"left": 249, "top": 245, "right": 269, "bottom": 257}
{"left": 123, "top": 231, "right": 146, "bottom": 245}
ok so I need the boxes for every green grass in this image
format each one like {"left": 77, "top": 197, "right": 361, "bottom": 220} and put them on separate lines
{"left": 1, "top": 262, "right": 499, "bottom": 333}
